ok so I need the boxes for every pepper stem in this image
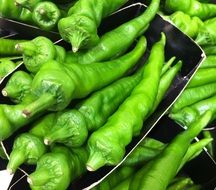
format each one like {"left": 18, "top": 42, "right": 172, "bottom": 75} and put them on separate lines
{"left": 22, "top": 93, "right": 56, "bottom": 118}
{"left": 7, "top": 149, "right": 26, "bottom": 174}
{"left": 69, "top": 35, "right": 83, "bottom": 53}
{"left": 15, "top": 41, "right": 36, "bottom": 56}
{"left": 2, "top": 86, "right": 20, "bottom": 99}
{"left": 86, "top": 152, "right": 106, "bottom": 171}
{"left": 28, "top": 168, "right": 51, "bottom": 186}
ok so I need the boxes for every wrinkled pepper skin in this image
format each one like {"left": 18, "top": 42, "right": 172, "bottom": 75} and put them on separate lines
{"left": 196, "top": 17, "right": 216, "bottom": 46}
{"left": 128, "top": 111, "right": 212, "bottom": 190}
{"left": 165, "top": 0, "right": 216, "bottom": 20}
{"left": 2, "top": 71, "right": 33, "bottom": 103}
{"left": 171, "top": 82, "right": 216, "bottom": 113}
{"left": 7, "top": 133, "right": 47, "bottom": 174}
{"left": 65, "top": 0, "right": 160, "bottom": 64}
{"left": 86, "top": 34, "right": 165, "bottom": 171}
{"left": 22, "top": 37, "right": 146, "bottom": 117}
{"left": 28, "top": 146, "right": 88, "bottom": 190}
{"left": 200, "top": 55, "right": 216, "bottom": 68}
{"left": 32, "top": 1, "right": 61, "bottom": 31}
{"left": 0, "top": 59, "right": 17, "bottom": 80}
{"left": 58, "top": 0, "right": 128, "bottom": 52}
{"left": 170, "top": 95, "right": 216, "bottom": 126}
{"left": 44, "top": 68, "right": 143, "bottom": 147}
{"left": 16, "top": 36, "right": 56, "bottom": 73}
{"left": 164, "top": 11, "right": 203, "bottom": 38}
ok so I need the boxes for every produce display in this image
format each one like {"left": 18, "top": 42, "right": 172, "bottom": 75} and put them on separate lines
{"left": 0, "top": 0, "right": 215, "bottom": 190}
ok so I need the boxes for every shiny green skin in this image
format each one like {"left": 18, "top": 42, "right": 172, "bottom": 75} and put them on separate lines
{"left": 171, "top": 82, "right": 216, "bottom": 113}
{"left": 128, "top": 111, "right": 212, "bottom": 190}
{"left": 0, "top": 59, "right": 17, "bottom": 79}
{"left": 2, "top": 71, "right": 33, "bottom": 103}
{"left": 54, "top": 45, "right": 66, "bottom": 63}
{"left": 15, "top": 0, "right": 41, "bottom": 10}
{"left": 86, "top": 34, "right": 165, "bottom": 171}
{"left": 113, "top": 177, "right": 131, "bottom": 190}
{"left": 165, "top": 0, "right": 216, "bottom": 20}
{"left": 187, "top": 68, "right": 216, "bottom": 88}
{"left": 65, "top": 0, "right": 160, "bottom": 64}
{"left": 16, "top": 36, "right": 56, "bottom": 74}
{"left": 167, "top": 177, "right": 194, "bottom": 190}
{"left": 22, "top": 37, "right": 146, "bottom": 117}
{"left": 200, "top": 55, "right": 216, "bottom": 68}
{"left": 166, "top": 11, "right": 203, "bottom": 38}
{"left": 7, "top": 133, "right": 47, "bottom": 174}
{"left": 44, "top": 69, "right": 143, "bottom": 147}
{"left": 29, "top": 146, "right": 88, "bottom": 190}
{"left": 32, "top": 2, "right": 61, "bottom": 31}
{"left": 170, "top": 95, "right": 216, "bottom": 126}
{"left": 58, "top": 0, "right": 128, "bottom": 51}
{"left": 196, "top": 17, "right": 216, "bottom": 46}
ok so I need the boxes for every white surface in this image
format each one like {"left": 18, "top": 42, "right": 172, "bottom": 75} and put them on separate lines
{"left": 0, "top": 170, "right": 14, "bottom": 190}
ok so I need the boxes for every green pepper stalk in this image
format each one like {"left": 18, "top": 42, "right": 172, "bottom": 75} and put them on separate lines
{"left": 171, "top": 82, "right": 216, "bottom": 113}
{"left": 32, "top": 1, "right": 61, "bottom": 31}
{"left": 170, "top": 95, "right": 216, "bottom": 127}
{"left": 28, "top": 145, "right": 88, "bottom": 190}
{"left": 22, "top": 36, "right": 147, "bottom": 118}
{"left": 200, "top": 55, "right": 216, "bottom": 68}
{"left": 128, "top": 111, "right": 212, "bottom": 190}
{"left": 196, "top": 17, "right": 216, "bottom": 46}
{"left": 187, "top": 68, "right": 216, "bottom": 88}
{"left": 58, "top": 0, "right": 128, "bottom": 52}
{"left": 163, "top": 11, "right": 203, "bottom": 38}
{"left": 44, "top": 68, "right": 143, "bottom": 147}
{"left": 15, "top": 36, "right": 56, "bottom": 74}
{"left": 2, "top": 71, "right": 33, "bottom": 104}
{"left": 7, "top": 133, "right": 47, "bottom": 174}
{"left": 65, "top": 0, "right": 160, "bottom": 63}
{"left": 165, "top": 0, "right": 216, "bottom": 20}
{"left": 86, "top": 33, "right": 165, "bottom": 171}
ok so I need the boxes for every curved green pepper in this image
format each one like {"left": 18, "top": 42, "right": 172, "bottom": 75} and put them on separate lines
{"left": 86, "top": 34, "right": 165, "bottom": 171}
{"left": 0, "top": 59, "right": 17, "bottom": 80}
{"left": 7, "top": 133, "right": 47, "bottom": 174}
{"left": 128, "top": 111, "right": 212, "bottom": 190}
{"left": 15, "top": 36, "right": 56, "bottom": 73}
{"left": 58, "top": 0, "right": 128, "bottom": 52}
{"left": 65, "top": 0, "right": 160, "bottom": 64}
{"left": 2, "top": 71, "right": 33, "bottom": 103}
{"left": 167, "top": 177, "right": 194, "bottom": 190}
{"left": 165, "top": 0, "right": 216, "bottom": 20}
{"left": 22, "top": 37, "right": 146, "bottom": 117}
{"left": 200, "top": 55, "right": 216, "bottom": 68}
{"left": 32, "top": 1, "right": 61, "bottom": 31}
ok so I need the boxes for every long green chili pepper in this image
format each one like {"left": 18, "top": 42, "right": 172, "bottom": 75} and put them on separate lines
{"left": 167, "top": 177, "right": 194, "bottom": 190}
{"left": 58, "top": 0, "right": 129, "bottom": 52}
{"left": 163, "top": 11, "right": 203, "bottom": 38}
{"left": 200, "top": 55, "right": 216, "bottom": 68}
{"left": 170, "top": 95, "right": 216, "bottom": 126}
{"left": 202, "top": 130, "right": 214, "bottom": 157}
{"left": 65, "top": 0, "right": 160, "bottom": 64}
{"left": 128, "top": 111, "right": 212, "bottom": 190}
{"left": 86, "top": 34, "right": 165, "bottom": 171}
{"left": 15, "top": 36, "right": 56, "bottom": 74}
{"left": 7, "top": 133, "right": 47, "bottom": 174}
{"left": 161, "top": 57, "right": 176, "bottom": 76}
{"left": 28, "top": 145, "right": 88, "bottom": 190}
{"left": 165, "top": 0, "right": 216, "bottom": 20}
{"left": 0, "top": 59, "right": 18, "bottom": 80}
{"left": 196, "top": 17, "right": 216, "bottom": 46}
{"left": 22, "top": 36, "right": 147, "bottom": 118}
{"left": 43, "top": 68, "right": 143, "bottom": 147}
{"left": 202, "top": 45, "right": 216, "bottom": 55}
{"left": 171, "top": 82, "right": 216, "bottom": 113}
{"left": 32, "top": 1, "right": 61, "bottom": 31}
{"left": 187, "top": 68, "right": 216, "bottom": 88}
{"left": 2, "top": 71, "right": 33, "bottom": 104}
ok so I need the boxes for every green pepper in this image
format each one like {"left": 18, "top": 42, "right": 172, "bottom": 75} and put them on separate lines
{"left": 196, "top": 17, "right": 216, "bottom": 46}
{"left": 171, "top": 82, "right": 216, "bottom": 113}
{"left": 28, "top": 145, "right": 88, "bottom": 190}
{"left": 202, "top": 45, "right": 216, "bottom": 55}
{"left": 32, "top": 1, "right": 61, "bottom": 31}
{"left": 113, "top": 177, "right": 131, "bottom": 190}
{"left": 167, "top": 177, "right": 194, "bottom": 190}
{"left": 0, "top": 59, "right": 18, "bottom": 80}
{"left": 128, "top": 111, "right": 212, "bottom": 190}
{"left": 169, "top": 95, "right": 216, "bottom": 126}
{"left": 15, "top": 36, "right": 56, "bottom": 73}
{"left": 86, "top": 33, "right": 165, "bottom": 171}
{"left": 64, "top": 0, "right": 160, "bottom": 63}
{"left": 165, "top": 0, "right": 216, "bottom": 20}
{"left": 58, "top": 0, "right": 129, "bottom": 52}
{"left": 7, "top": 133, "right": 47, "bottom": 174}
{"left": 202, "top": 130, "right": 214, "bottom": 157}
{"left": 22, "top": 36, "right": 147, "bottom": 118}
{"left": 187, "top": 68, "right": 216, "bottom": 88}
{"left": 200, "top": 55, "right": 216, "bottom": 68}
{"left": 2, "top": 71, "right": 33, "bottom": 104}
{"left": 0, "top": 145, "right": 7, "bottom": 160}
{"left": 54, "top": 45, "right": 66, "bottom": 63}
{"left": 15, "top": 0, "right": 41, "bottom": 11}
{"left": 163, "top": 11, "right": 203, "bottom": 38}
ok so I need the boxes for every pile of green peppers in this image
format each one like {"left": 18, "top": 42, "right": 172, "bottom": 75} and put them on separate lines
{"left": 0, "top": 0, "right": 215, "bottom": 190}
